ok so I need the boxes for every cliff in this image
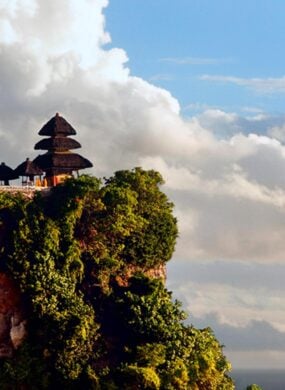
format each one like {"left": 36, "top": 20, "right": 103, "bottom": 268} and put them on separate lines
{"left": 0, "top": 171, "right": 234, "bottom": 389}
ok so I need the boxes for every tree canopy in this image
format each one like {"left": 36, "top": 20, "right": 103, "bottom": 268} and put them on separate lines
{"left": 0, "top": 169, "right": 234, "bottom": 389}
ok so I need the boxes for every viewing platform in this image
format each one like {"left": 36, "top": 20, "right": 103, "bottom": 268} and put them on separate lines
{"left": 0, "top": 185, "right": 51, "bottom": 199}
{"left": 0, "top": 113, "right": 93, "bottom": 194}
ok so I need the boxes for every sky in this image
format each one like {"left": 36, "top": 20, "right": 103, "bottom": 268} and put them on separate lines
{"left": 1, "top": 0, "right": 285, "bottom": 371}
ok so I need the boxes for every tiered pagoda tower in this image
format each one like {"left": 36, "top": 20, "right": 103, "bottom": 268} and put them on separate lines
{"left": 33, "top": 113, "right": 93, "bottom": 186}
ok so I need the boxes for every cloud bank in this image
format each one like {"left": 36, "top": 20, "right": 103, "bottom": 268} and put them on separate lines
{"left": 1, "top": 0, "right": 285, "bottom": 265}
{"left": 167, "top": 260, "right": 285, "bottom": 368}
{"left": 1, "top": 0, "right": 285, "bottom": 367}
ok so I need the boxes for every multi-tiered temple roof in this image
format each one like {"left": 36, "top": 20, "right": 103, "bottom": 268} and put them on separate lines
{"left": 0, "top": 113, "right": 93, "bottom": 188}
{"left": 33, "top": 113, "right": 93, "bottom": 183}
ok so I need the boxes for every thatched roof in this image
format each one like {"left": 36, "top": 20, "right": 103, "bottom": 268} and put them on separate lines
{"left": 14, "top": 158, "right": 43, "bottom": 177}
{"left": 0, "top": 163, "right": 18, "bottom": 180}
{"left": 33, "top": 152, "right": 93, "bottom": 172}
{"left": 34, "top": 137, "right": 81, "bottom": 151}
{"left": 34, "top": 114, "right": 94, "bottom": 176}
{"left": 38, "top": 113, "right": 77, "bottom": 136}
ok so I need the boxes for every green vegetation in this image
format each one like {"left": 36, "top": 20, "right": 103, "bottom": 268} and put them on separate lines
{"left": 0, "top": 168, "right": 234, "bottom": 389}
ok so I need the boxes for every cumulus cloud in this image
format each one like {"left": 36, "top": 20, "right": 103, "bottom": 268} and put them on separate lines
{"left": 229, "top": 350, "right": 285, "bottom": 370}
{"left": 167, "top": 259, "right": 285, "bottom": 368}
{"left": 268, "top": 123, "right": 285, "bottom": 142}
{"left": 141, "top": 129, "right": 285, "bottom": 262}
{"left": 189, "top": 313, "right": 285, "bottom": 352}
{"left": 168, "top": 260, "right": 285, "bottom": 328}
{"left": 1, "top": 1, "right": 285, "bottom": 265}
{"left": 1, "top": 0, "right": 285, "bottom": 369}
{"left": 167, "top": 260, "right": 285, "bottom": 368}
{"left": 169, "top": 277, "right": 285, "bottom": 330}
{"left": 198, "top": 316, "right": 285, "bottom": 369}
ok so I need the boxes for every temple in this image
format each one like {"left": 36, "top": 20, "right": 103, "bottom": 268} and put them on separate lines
{"left": 0, "top": 163, "right": 18, "bottom": 186}
{"left": 33, "top": 113, "right": 93, "bottom": 186}
{"left": 0, "top": 113, "right": 93, "bottom": 188}
{"left": 14, "top": 158, "right": 43, "bottom": 186}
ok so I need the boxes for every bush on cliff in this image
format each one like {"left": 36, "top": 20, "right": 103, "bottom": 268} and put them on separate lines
{"left": 0, "top": 169, "right": 234, "bottom": 389}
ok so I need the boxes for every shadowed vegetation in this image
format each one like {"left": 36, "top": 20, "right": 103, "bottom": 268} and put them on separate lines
{"left": 0, "top": 169, "right": 234, "bottom": 389}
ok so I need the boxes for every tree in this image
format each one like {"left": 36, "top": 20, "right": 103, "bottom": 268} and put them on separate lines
{"left": 0, "top": 170, "right": 234, "bottom": 389}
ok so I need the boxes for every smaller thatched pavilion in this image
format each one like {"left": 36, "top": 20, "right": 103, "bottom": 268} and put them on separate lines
{"left": 14, "top": 158, "right": 43, "bottom": 186}
{"left": 0, "top": 163, "right": 18, "bottom": 186}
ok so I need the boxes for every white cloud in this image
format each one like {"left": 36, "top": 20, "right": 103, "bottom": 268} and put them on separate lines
{"left": 167, "top": 260, "right": 285, "bottom": 368}
{"left": 173, "top": 280, "right": 285, "bottom": 330}
{"left": 149, "top": 73, "right": 174, "bottom": 82}
{"left": 268, "top": 123, "right": 285, "bottom": 142}
{"left": 0, "top": 19, "right": 18, "bottom": 44}
{"left": 0, "top": 0, "right": 284, "bottom": 267}
{"left": 200, "top": 74, "right": 285, "bottom": 94}
{"left": 141, "top": 155, "right": 285, "bottom": 207}
{"left": 241, "top": 106, "right": 264, "bottom": 114}
{"left": 159, "top": 57, "right": 232, "bottom": 65}
{"left": 2, "top": 0, "right": 285, "bottom": 369}
{"left": 0, "top": 0, "right": 38, "bottom": 19}
{"left": 196, "top": 109, "right": 242, "bottom": 137}
{"left": 0, "top": 1, "right": 285, "bottom": 264}
{"left": 228, "top": 350, "right": 285, "bottom": 369}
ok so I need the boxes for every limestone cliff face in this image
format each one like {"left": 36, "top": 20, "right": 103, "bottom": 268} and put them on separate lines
{"left": 0, "top": 273, "right": 26, "bottom": 357}
{"left": 0, "top": 265, "right": 166, "bottom": 357}
{"left": 115, "top": 263, "right": 166, "bottom": 287}
{"left": 0, "top": 187, "right": 168, "bottom": 357}
{"left": 0, "top": 189, "right": 31, "bottom": 357}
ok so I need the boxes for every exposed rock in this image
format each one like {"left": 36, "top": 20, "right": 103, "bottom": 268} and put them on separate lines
{"left": 115, "top": 263, "right": 166, "bottom": 287}
{"left": 145, "top": 263, "right": 167, "bottom": 281}
{"left": 0, "top": 273, "right": 26, "bottom": 357}
{"left": 10, "top": 315, "right": 27, "bottom": 349}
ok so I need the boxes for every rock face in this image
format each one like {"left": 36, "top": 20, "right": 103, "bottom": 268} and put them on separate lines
{"left": 0, "top": 273, "right": 26, "bottom": 357}
{"left": 0, "top": 266, "right": 166, "bottom": 357}
{"left": 115, "top": 263, "right": 167, "bottom": 287}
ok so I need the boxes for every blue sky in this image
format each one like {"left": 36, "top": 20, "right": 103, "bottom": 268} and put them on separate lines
{"left": 105, "top": 0, "right": 285, "bottom": 370}
{"left": 106, "top": 0, "right": 285, "bottom": 115}
{"left": 1, "top": 0, "right": 285, "bottom": 372}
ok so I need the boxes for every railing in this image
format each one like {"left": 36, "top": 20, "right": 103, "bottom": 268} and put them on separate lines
{"left": 0, "top": 186, "right": 51, "bottom": 197}
{"left": 0, "top": 185, "right": 48, "bottom": 191}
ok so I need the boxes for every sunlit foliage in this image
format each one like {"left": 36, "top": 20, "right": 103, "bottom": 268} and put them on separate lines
{"left": 0, "top": 169, "right": 233, "bottom": 388}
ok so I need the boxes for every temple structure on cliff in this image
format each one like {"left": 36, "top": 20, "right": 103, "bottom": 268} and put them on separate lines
{"left": 0, "top": 113, "right": 93, "bottom": 188}
{"left": 33, "top": 113, "right": 93, "bottom": 186}
{"left": 14, "top": 158, "right": 43, "bottom": 185}
{"left": 0, "top": 163, "right": 18, "bottom": 186}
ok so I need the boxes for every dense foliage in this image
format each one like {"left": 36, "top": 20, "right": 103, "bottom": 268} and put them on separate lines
{"left": 0, "top": 168, "right": 234, "bottom": 389}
